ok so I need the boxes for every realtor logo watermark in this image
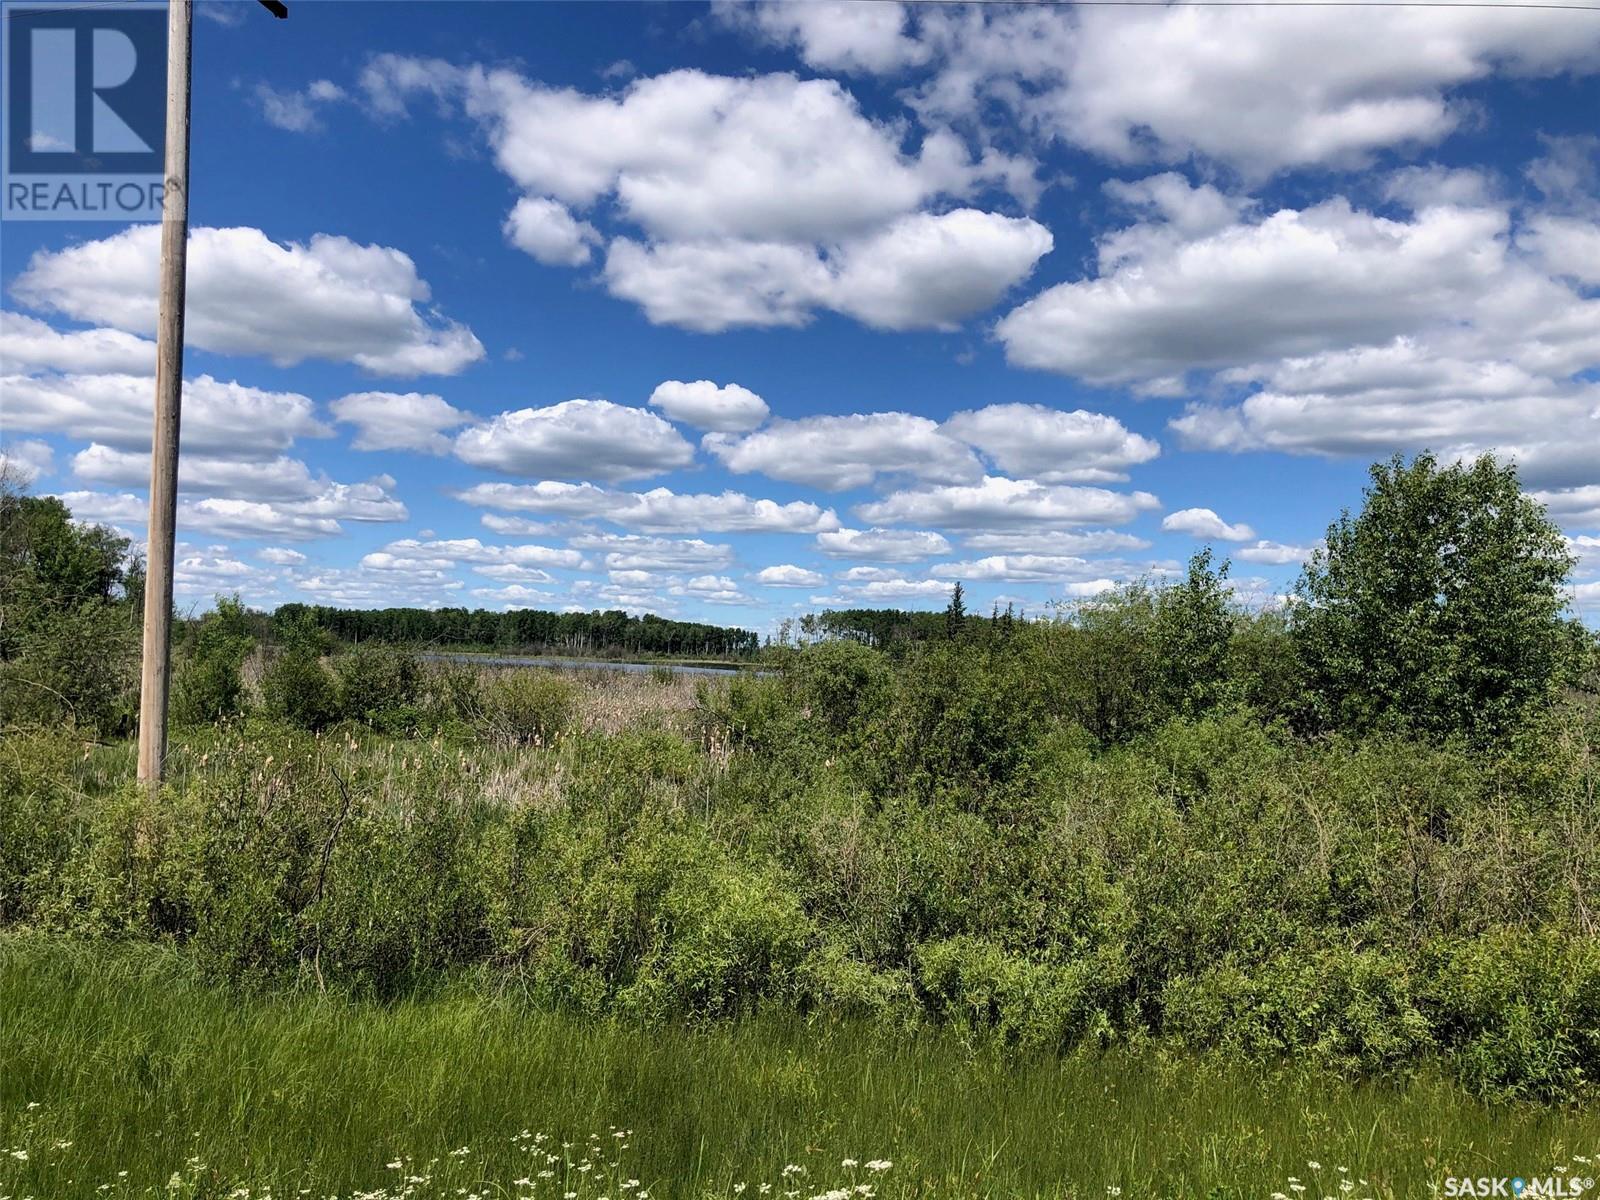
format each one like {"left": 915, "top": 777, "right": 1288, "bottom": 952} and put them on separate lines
{"left": 2, "top": 2, "right": 166, "bottom": 219}
{"left": 1444, "top": 1177, "right": 1597, "bottom": 1197}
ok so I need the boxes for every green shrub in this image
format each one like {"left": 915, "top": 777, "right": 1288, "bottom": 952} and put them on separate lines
{"left": 0, "top": 600, "right": 138, "bottom": 735}
{"left": 790, "top": 639, "right": 890, "bottom": 736}
{"left": 479, "top": 670, "right": 576, "bottom": 745}
{"left": 0, "top": 491, "right": 140, "bottom": 736}
{"left": 5, "top": 610, "right": 1600, "bottom": 1101}
{"left": 618, "top": 859, "right": 816, "bottom": 1020}
{"left": 46, "top": 784, "right": 194, "bottom": 937}
{"left": 334, "top": 643, "right": 422, "bottom": 731}
{"left": 260, "top": 647, "right": 340, "bottom": 731}
{"left": 798, "top": 939, "right": 907, "bottom": 1018}
{"left": 172, "top": 595, "right": 255, "bottom": 726}
{"left": 695, "top": 673, "right": 800, "bottom": 758}
{"left": 1423, "top": 929, "right": 1600, "bottom": 1099}
{"left": 1160, "top": 946, "right": 1432, "bottom": 1075}
{"left": 421, "top": 659, "right": 483, "bottom": 728}
{"left": 916, "top": 936, "right": 1115, "bottom": 1050}
{"left": 0, "top": 735, "right": 79, "bottom": 923}
{"left": 877, "top": 639, "right": 1051, "bottom": 801}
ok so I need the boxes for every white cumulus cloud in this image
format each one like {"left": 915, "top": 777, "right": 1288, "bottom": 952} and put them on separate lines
{"left": 503, "top": 197, "right": 602, "bottom": 266}
{"left": 705, "top": 412, "right": 980, "bottom": 491}
{"left": 331, "top": 391, "right": 474, "bottom": 454}
{"left": 453, "top": 399, "right": 694, "bottom": 482}
{"left": 14, "top": 225, "right": 484, "bottom": 375}
{"left": 1162, "top": 508, "right": 1257, "bottom": 542}
{"left": 943, "top": 403, "right": 1159, "bottom": 483}
{"left": 3, "top": 372, "right": 329, "bottom": 459}
{"left": 856, "top": 476, "right": 1160, "bottom": 530}
{"left": 648, "top": 380, "right": 770, "bottom": 433}
{"left": 815, "top": 526, "right": 952, "bottom": 561}
{"left": 455, "top": 481, "right": 840, "bottom": 534}
{"left": 755, "top": 564, "right": 826, "bottom": 588}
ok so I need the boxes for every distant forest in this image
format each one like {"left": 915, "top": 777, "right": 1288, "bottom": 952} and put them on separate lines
{"left": 787, "top": 604, "right": 978, "bottom": 649}
{"left": 268, "top": 604, "right": 768, "bottom": 662}
{"left": 263, "top": 601, "right": 984, "bottom": 659}
{"left": 261, "top": 595, "right": 994, "bottom": 661}
{"left": 270, "top": 603, "right": 762, "bottom": 659}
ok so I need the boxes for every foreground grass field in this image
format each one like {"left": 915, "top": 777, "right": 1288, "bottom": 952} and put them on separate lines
{"left": 2, "top": 938, "right": 1596, "bottom": 1200}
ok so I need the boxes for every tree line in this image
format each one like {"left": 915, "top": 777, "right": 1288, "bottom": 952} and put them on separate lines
{"left": 269, "top": 603, "right": 761, "bottom": 659}
{"left": 3, "top": 451, "right": 1596, "bottom": 747}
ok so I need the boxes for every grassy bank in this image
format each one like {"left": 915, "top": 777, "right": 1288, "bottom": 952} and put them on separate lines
{"left": 2, "top": 938, "right": 1595, "bottom": 1200}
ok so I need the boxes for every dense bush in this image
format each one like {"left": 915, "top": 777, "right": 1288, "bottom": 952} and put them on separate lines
{"left": 4, "top": 674, "right": 1599, "bottom": 1098}
{"left": 260, "top": 617, "right": 340, "bottom": 731}
{"left": 0, "top": 490, "right": 140, "bottom": 735}
{"left": 1295, "top": 453, "right": 1579, "bottom": 744}
{"left": 479, "top": 670, "right": 576, "bottom": 745}
{"left": 172, "top": 595, "right": 255, "bottom": 726}
{"left": 5, "top": 454, "right": 1600, "bottom": 1101}
{"left": 334, "top": 642, "right": 422, "bottom": 732}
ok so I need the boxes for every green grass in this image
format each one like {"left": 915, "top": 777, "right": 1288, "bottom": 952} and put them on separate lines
{"left": 2, "top": 938, "right": 1596, "bottom": 1199}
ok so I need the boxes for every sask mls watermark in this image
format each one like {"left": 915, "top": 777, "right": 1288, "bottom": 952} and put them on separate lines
{"left": 2, "top": 2, "right": 166, "bottom": 219}
{"left": 1444, "top": 1176, "right": 1597, "bottom": 1197}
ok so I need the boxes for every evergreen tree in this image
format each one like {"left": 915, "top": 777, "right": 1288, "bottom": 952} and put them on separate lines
{"left": 944, "top": 581, "right": 967, "bottom": 640}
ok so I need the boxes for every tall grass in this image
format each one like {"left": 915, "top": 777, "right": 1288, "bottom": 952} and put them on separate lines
{"left": 2, "top": 938, "right": 1595, "bottom": 1200}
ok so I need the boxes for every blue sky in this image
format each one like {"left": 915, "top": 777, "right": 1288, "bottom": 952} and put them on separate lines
{"left": 4, "top": 0, "right": 1599, "bottom": 630}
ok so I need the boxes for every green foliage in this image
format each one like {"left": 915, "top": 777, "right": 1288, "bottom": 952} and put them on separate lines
{"left": 273, "top": 601, "right": 760, "bottom": 657}
{"left": 916, "top": 935, "right": 1115, "bottom": 1050}
{"left": 694, "top": 672, "right": 801, "bottom": 757}
{"left": 172, "top": 595, "right": 256, "bottom": 726}
{"left": 1152, "top": 550, "right": 1236, "bottom": 719}
{"left": 334, "top": 642, "right": 422, "bottom": 732}
{"left": 1160, "top": 946, "right": 1433, "bottom": 1073}
{"left": 260, "top": 620, "right": 340, "bottom": 731}
{"left": 943, "top": 581, "right": 966, "bottom": 641}
{"left": 0, "top": 737, "right": 78, "bottom": 923}
{"left": 0, "top": 489, "right": 140, "bottom": 734}
{"left": 6, "top": 467, "right": 1600, "bottom": 1104}
{"left": 879, "top": 638, "right": 1052, "bottom": 803}
{"left": 8, "top": 683, "right": 1599, "bottom": 1099}
{"left": 0, "top": 492, "right": 131, "bottom": 619}
{"left": 1294, "top": 452, "right": 1578, "bottom": 744}
{"left": 0, "top": 598, "right": 139, "bottom": 734}
{"left": 1423, "top": 929, "right": 1600, "bottom": 1099}
{"left": 479, "top": 669, "right": 576, "bottom": 744}
{"left": 790, "top": 638, "right": 891, "bottom": 737}
{"left": 1051, "top": 583, "right": 1161, "bottom": 742}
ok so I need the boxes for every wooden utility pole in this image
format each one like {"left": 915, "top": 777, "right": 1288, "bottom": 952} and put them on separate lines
{"left": 136, "top": 0, "right": 193, "bottom": 787}
{"left": 137, "top": 0, "right": 287, "bottom": 787}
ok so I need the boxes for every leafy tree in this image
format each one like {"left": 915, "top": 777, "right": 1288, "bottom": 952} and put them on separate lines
{"left": 1052, "top": 583, "right": 1160, "bottom": 743}
{"left": 260, "top": 613, "right": 339, "bottom": 730}
{"left": 1152, "top": 549, "right": 1236, "bottom": 720}
{"left": 1, "top": 492, "right": 133, "bottom": 644}
{"left": 1225, "top": 608, "right": 1305, "bottom": 722}
{"left": 335, "top": 642, "right": 421, "bottom": 729}
{"left": 1293, "top": 452, "right": 1576, "bottom": 744}
{"left": 270, "top": 601, "right": 761, "bottom": 658}
{"left": 791, "top": 637, "right": 891, "bottom": 736}
{"left": 0, "top": 487, "right": 139, "bottom": 732}
{"left": 172, "top": 595, "right": 256, "bottom": 726}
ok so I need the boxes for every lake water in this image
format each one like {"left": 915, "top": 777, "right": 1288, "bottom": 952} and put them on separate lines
{"left": 420, "top": 652, "right": 760, "bottom": 678}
